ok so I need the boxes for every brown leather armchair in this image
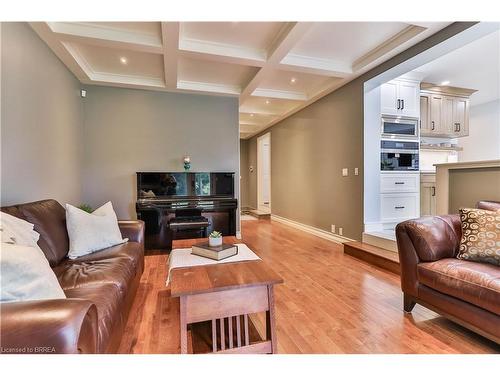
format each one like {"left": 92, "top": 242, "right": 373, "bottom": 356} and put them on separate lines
{"left": 396, "top": 201, "right": 500, "bottom": 344}
{"left": 1, "top": 199, "right": 145, "bottom": 353}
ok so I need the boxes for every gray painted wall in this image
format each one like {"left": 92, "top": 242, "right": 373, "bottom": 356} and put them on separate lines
{"left": 244, "top": 23, "right": 475, "bottom": 241}
{"left": 1, "top": 22, "right": 84, "bottom": 206}
{"left": 81, "top": 86, "right": 240, "bottom": 223}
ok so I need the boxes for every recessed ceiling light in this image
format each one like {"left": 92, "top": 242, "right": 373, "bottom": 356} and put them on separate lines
{"left": 440, "top": 80, "right": 450, "bottom": 86}
{"left": 250, "top": 113, "right": 254, "bottom": 117}
{"left": 120, "top": 57, "right": 128, "bottom": 65}
{"left": 265, "top": 100, "right": 270, "bottom": 105}
{"left": 290, "top": 77, "right": 297, "bottom": 84}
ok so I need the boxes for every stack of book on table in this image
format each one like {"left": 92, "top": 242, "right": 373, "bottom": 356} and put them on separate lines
{"left": 191, "top": 242, "right": 238, "bottom": 260}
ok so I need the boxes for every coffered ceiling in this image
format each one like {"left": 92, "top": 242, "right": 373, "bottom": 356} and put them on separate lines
{"left": 30, "top": 21, "right": 450, "bottom": 139}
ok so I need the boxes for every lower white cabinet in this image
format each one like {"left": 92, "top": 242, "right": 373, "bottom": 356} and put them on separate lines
{"left": 381, "top": 193, "right": 419, "bottom": 222}
{"left": 380, "top": 174, "right": 419, "bottom": 193}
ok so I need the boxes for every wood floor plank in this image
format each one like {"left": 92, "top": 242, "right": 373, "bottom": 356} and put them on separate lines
{"left": 118, "top": 219, "right": 499, "bottom": 354}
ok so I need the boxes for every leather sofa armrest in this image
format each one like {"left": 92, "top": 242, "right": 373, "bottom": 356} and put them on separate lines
{"left": 395, "top": 222, "right": 421, "bottom": 297}
{"left": 396, "top": 215, "right": 461, "bottom": 297}
{"left": 118, "top": 220, "right": 145, "bottom": 245}
{"left": 0, "top": 298, "right": 97, "bottom": 354}
{"left": 396, "top": 215, "right": 461, "bottom": 261}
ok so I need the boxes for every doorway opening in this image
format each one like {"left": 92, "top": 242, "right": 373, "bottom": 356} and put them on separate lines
{"left": 257, "top": 132, "right": 271, "bottom": 214}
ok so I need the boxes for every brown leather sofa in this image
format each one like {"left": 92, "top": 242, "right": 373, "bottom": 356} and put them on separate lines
{"left": 396, "top": 200, "right": 500, "bottom": 344}
{"left": 0, "top": 199, "right": 145, "bottom": 353}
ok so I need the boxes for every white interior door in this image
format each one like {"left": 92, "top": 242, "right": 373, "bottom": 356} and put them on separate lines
{"left": 257, "top": 133, "right": 271, "bottom": 213}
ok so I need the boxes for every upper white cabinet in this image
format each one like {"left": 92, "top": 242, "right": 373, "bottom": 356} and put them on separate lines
{"left": 381, "top": 79, "right": 420, "bottom": 118}
{"left": 420, "top": 83, "right": 475, "bottom": 138}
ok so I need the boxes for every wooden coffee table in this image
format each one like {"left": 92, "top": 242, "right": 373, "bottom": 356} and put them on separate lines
{"left": 170, "top": 259, "right": 283, "bottom": 354}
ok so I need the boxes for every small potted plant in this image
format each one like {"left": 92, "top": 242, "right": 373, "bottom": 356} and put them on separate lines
{"left": 208, "top": 230, "right": 223, "bottom": 247}
{"left": 78, "top": 204, "right": 93, "bottom": 213}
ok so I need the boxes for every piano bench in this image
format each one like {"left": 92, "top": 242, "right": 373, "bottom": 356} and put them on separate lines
{"left": 169, "top": 216, "right": 209, "bottom": 239}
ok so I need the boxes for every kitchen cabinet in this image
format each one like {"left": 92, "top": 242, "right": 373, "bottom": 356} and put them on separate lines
{"left": 420, "top": 173, "right": 436, "bottom": 216}
{"left": 381, "top": 79, "right": 420, "bottom": 117}
{"left": 420, "top": 84, "right": 473, "bottom": 138}
{"left": 453, "top": 97, "right": 469, "bottom": 137}
{"left": 381, "top": 192, "right": 419, "bottom": 222}
{"left": 380, "top": 172, "right": 420, "bottom": 223}
{"left": 380, "top": 173, "right": 419, "bottom": 193}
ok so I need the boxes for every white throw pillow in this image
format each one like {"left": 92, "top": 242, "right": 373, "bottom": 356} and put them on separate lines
{"left": 66, "top": 202, "right": 127, "bottom": 259}
{"left": 0, "top": 243, "right": 66, "bottom": 302}
{"left": 0, "top": 212, "right": 41, "bottom": 249}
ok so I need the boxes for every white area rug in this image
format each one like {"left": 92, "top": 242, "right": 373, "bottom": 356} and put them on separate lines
{"left": 166, "top": 243, "right": 260, "bottom": 285}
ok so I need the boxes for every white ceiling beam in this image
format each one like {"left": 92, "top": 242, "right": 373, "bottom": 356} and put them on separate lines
{"left": 238, "top": 107, "right": 283, "bottom": 116}
{"left": 279, "top": 54, "right": 352, "bottom": 77}
{"left": 177, "top": 80, "right": 240, "bottom": 96}
{"left": 47, "top": 22, "right": 163, "bottom": 54}
{"left": 89, "top": 72, "right": 165, "bottom": 87}
{"left": 251, "top": 88, "right": 307, "bottom": 101}
{"left": 29, "top": 22, "right": 91, "bottom": 82}
{"left": 161, "top": 22, "right": 180, "bottom": 90}
{"left": 239, "top": 120, "right": 265, "bottom": 126}
{"left": 352, "top": 25, "right": 427, "bottom": 72}
{"left": 178, "top": 38, "right": 266, "bottom": 67}
{"left": 240, "top": 22, "right": 313, "bottom": 102}
{"left": 240, "top": 124, "right": 263, "bottom": 133}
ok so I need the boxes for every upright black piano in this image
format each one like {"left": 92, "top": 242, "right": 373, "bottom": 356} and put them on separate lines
{"left": 135, "top": 172, "right": 237, "bottom": 250}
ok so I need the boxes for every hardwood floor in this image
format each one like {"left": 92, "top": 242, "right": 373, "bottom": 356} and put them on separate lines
{"left": 118, "top": 219, "right": 499, "bottom": 354}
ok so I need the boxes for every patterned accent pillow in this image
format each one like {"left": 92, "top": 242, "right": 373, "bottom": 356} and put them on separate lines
{"left": 457, "top": 208, "right": 500, "bottom": 266}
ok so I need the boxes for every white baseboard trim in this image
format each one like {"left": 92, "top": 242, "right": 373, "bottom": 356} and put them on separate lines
{"left": 271, "top": 214, "right": 355, "bottom": 244}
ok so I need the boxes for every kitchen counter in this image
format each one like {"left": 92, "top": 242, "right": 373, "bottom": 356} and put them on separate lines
{"left": 435, "top": 159, "right": 500, "bottom": 214}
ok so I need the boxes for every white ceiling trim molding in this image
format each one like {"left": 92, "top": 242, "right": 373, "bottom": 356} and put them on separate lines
{"left": 161, "top": 22, "right": 180, "bottom": 89}
{"left": 279, "top": 54, "right": 352, "bottom": 77}
{"left": 61, "top": 42, "right": 95, "bottom": 78}
{"left": 251, "top": 88, "right": 307, "bottom": 101}
{"left": 177, "top": 80, "right": 240, "bottom": 95}
{"left": 29, "top": 22, "right": 91, "bottom": 82}
{"left": 239, "top": 22, "right": 314, "bottom": 102}
{"left": 178, "top": 38, "right": 266, "bottom": 67}
{"left": 63, "top": 42, "right": 165, "bottom": 88}
{"left": 239, "top": 120, "right": 266, "bottom": 126}
{"left": 240, "top": 124, "right": 263, "bottom": 132}
{"left": 352, "top": 25, "right": 427, "bottom": 72}
{"left": 29, "top": 21, "right": 462, "bottom": 139}
{"left": 238, "top": 107, "right": 284, "bottom": 116}
{"left": 47, "top": 22, "right": 163, "bottom": 51}
{"left": 90, "top": 72, "right": 165, "bottom": 88}
{"left": 50, "top": 29, "right": 163, "bottom": 54}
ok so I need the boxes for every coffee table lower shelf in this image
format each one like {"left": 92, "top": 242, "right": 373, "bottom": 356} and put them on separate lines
{"left": 178, "top": 283, "right": 278, "bottom": 354}
{"left": 189, "top": 315, "right": 270, "bottom": 354}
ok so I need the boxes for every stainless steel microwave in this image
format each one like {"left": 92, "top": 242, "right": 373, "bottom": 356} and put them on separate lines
{"left": 381, "top": 116, "right": 419, "bottom": 139}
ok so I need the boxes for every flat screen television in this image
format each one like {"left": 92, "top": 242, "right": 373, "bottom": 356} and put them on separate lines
{"left": 136, "top": 172, "right": 234, "bottom": 198}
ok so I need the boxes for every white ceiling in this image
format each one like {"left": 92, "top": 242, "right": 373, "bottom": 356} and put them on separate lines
{"left": 414, "top": 29, "right": 500, "bottom": 106}
{"left": 30, "top": 21, "right": 451, "bottom": 138}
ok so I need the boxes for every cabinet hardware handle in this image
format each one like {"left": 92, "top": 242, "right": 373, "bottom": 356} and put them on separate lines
{"left": 394, "top": 182, "right": 405, "bottom": 185}
{"left": 397, "top": 99, "right": 401, "bottom": 109}
{"left": 432, "top": 187, "right": 436, "bottom": 196}
{"left": 431, "top": 121, "right": 435, "bottom": 130}
{"left": 395, "top": 206, "right": 405, "bottom": 209}
{"left": 458, "top": 123, "right": 461, "bottom": 132}
{"left": 401, "top": 99, "right": 404, "bottom": 110}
